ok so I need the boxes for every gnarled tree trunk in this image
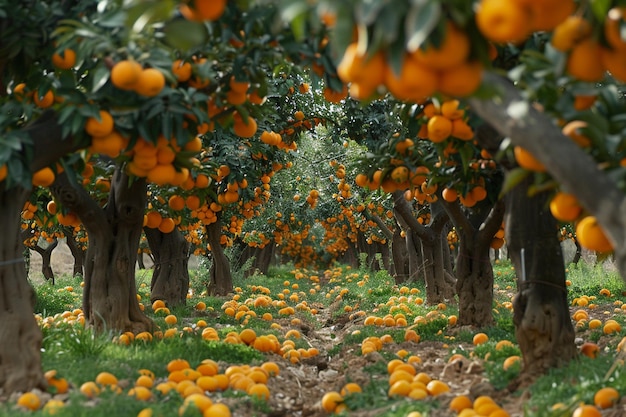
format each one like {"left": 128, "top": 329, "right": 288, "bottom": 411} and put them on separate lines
{"left": 32, "top": 239, "right": 58, "bottom": 284}
{"left": 144, "top": 226, "right": 190, "bottom": 306}
{"left": 50, "top": 168, "right": 153, "bottom": 333}
{"left": 205, "top": 212, "right": 232, "bottom": 295}
{"left": 506, "top": 175, "right": 576, "bottom": 375}
{"left": 443, "top": 197, "right": 505, "bottom": 327}
{"left": 0, "top": 186, "right": 47, "bottom": 393}
{"left": 393, "top": 192, "right": 454, "bottom": 302}
{"left": 63, "top": 226, "right": 85, "bottom": 277}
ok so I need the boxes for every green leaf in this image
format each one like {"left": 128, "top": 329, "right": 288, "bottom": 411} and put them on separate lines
{"left": 163, "top": 19, "right": 208, "bottom": 50}
{"left": 355, "top": 0, "right": 388, "bottom": 26}
{"left": 500, "top": 167, "right": 530, "bottom": 197}
{"left": 91, "top": 65, "right": 110, "bottom": 92}
{"left": 405, "top": 0, "right": 441, "bottom": 52}
{"left": 591, "top": 0, "right": 612, "bottom": 22}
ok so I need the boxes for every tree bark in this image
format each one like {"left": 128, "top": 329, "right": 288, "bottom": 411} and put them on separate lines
{"left": 63, "top": 226, "right": 85, "bottom": 277}
{"left": 50, "top": 167, "right": 153, "bottom": 333}
{"left": 506, "top": 175, "right": 576, "bottom": 376}
{"left": 144, "top": 226, "right": 190, "bottom": 307}
{"left": 32, "top": 239, "right": 58, "bottom": 284}
{"left": 391, "top": 226, "right": 409, "bottom": 283}
{"left": 393, "top": 192, "right": 454, "bottom": 302}
{"left": 470, "top": 72, "right": 626, "bottom": 279}
{"left": 442, "top": 196, "right": 505, "bottom": 327}
{"left": 0, "top": 185, "right": 47, "bottom": 394}
{"left": 205, "top": 211, "right": 232, "bottom": 295}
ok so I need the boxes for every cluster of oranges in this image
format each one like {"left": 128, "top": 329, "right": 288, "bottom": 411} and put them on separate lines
{"left": 110, "top": 60, "right": 166, "bottom": 97}
{"left": 337, "top": 20, "right": 485, "bottom": 102}
{"left": 125, "top": 137, "right": 195, "bottom": 187}
{"left": 418, "top": 100, "right": 474, "bottom": 144}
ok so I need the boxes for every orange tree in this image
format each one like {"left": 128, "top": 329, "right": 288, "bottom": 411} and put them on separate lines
{"left": 0, "top": 0, "right": 335, "bottom": 395}
{"left": 276, "top": 0, "right": 626, "bottom": 375}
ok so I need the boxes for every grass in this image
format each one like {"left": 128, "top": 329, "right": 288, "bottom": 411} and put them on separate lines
{"left": 3, "top": 258, "right": 626, "bottom": 416}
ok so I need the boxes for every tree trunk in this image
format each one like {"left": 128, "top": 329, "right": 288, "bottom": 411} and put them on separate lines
{"left": 50, "top": 168, "right": 153, "bottom": 334}
{"left": 391, "top": 226, "right": 409, "bottom": 284}
{"left": 0, "top": 186, "right": 46, "bottom": 393}
{"left": 252, "top": 243, "right": 275, "bottom": 275}
{"left": 144, "top": 226, "right": 190, "bottom": 307}
{"left": 63, "top": 227, "right": 85, "bottom": 277}
{"left": 470, "top": 73, "right": 626, "bottom": 279}
{"left": 32, "top": 239, "right": 58, "bottom": 284}
{"left": 205, "top": 212, "right": 232, "bottom": 295}
{"left": 393, "top": 192, "right": 454, "bottom": 302}
{"left": 444, "top": 196, "right": 504, "bottom": 327}
{"left": 506, "top": 175, "right": 576, "bottom": 376}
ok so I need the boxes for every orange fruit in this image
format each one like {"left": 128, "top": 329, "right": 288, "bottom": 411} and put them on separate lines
{"left": 111, "top": 60, "right": 142, "bottom": 90}
{"left": 566, "top": 39, "right": 605, "bottom": 82}
{"left": 604, "top": 8, "right": 626, "bottom": 51}
{"left": 576, "top": 216, "right": 613, "bottom": 253}
{"left": 180, "top": 0, "right": 227, "bottom": 21}
{"left": 320, "top": 391, "right": 343, "bottom": 412}
{"left": 145, "top": 211, "right": 162, "bottom": 228}
{"left": 451, "top": 119, "right": 474, "bottom": 140}
{"left": 91, "top": 131, "right": 127, "bottom": 158}
{"left": 562, "top": 120, "right": 592, "bottom": 147}
{"left": 203, "top": 403, "right": 231, "bottom": 417}
{"left": 549, "top": 192, "right": 582, "bottom": 222}
{"left": 80, "top": 381, "right": 101, "bottom": 398}
{"left": 167, "top": 358, "right": 191, "bottom": 373}
{"left": 551, "top": 16, "right": 592, "bottom": 52}
{"left": 425, "top": 379, "right": 450, "bottom": 396}
{"left": 0, "top": 164, "right": 7, "bottom": 182}
{"left": 513, "top": 146, "right": 545, "bottom": 172}
{"left": 158, "top": 217, "right": 176, "bottom": 233}
{"left": 171, "top": 59, "right": 192, "bottom": 82}
{"left": 95, "top": 371, "right": 118, "bottom": 386}
{"left": 600, "top": 46, "right": 626, "bottom": 83}
{"left": 594, "top": 387, "right": 620, "bottom": 408}
{"left": 438, "top": 61, "right": 484, "bottom": 97}
{"left": 573, "top": 95, "right": 597, "bottom": 111}
{"left": 52, "top": 48, "right": 76, "bottom": 70}
{"left": 323, "top": 85, "right": 348, "bottom": 103}
{"left": 580, "top": 342, "right": 600, "bottom": 359}
{"left": 85, "top": 110, "right": 114, "bottom": 137}
{"left": 529, "top": 0, "right": 576, "bottom": 32}
{"left": 472, "top": 332, "right": 489, "bottom": 345}
{"left": 384, "top": 52, "right": 437, "bottom": 102}
{"left": 247, "top": 383, "right": 270, "bottom": 401}
{"left": 147, "top": 164, "right": 176, "bottom": 185}
{"left": 572, "top": 405, "right": 602, "bottom": 417}
{"left": 475, "top": 0, "right": 532, "bottom": 44}
{"left": 414, "top": 21, "right": 470, "bottom": 70}
{"left": 449, "top": 395, "right": 473, "bottom": 412}
{"left": 34, "top": 90, "right": 54, "bottom": 108}
{"left": 502, "top": 355, "right": 521, "bottom": 370}
{"left": 337, "top": 43, "right": 385, "bottom": 98}
{"left": 185, "top": 195, "right": 201, "bottom": 210}
{"left": 427, "top": 115, "right": 452, "bottom": 143}
{"left": 32, "top": 167, "right": 55, "bottom": 187}
{"left": 232, "top": 113, "right": 257, "bottom": 138}
{"left": 16, "top": 392, "right": 41, "bottom": 411}
{"left": 134, "top": 68, "right": 166, "bottom": 97}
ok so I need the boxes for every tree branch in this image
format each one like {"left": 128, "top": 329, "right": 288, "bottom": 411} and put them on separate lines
{"left": 469, "top": 72, "right": 626, "bottom": 277}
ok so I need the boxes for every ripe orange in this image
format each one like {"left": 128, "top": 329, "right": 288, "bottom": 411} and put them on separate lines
{"left": 604, "top": 8, "right": 626, "bottom": 51}
{"left": 32, "top": 167, "right": 55, "bottom": 187}
{"left": 513, "top": 146, "right": 545, "bottom": 172}
{"left": 320, "top": 391, "right": 343, "bottom": 412}
{"left": 111, "top": 60, "right": 142, "bottom": 90}
{"left": 551, "top": 16, "right": 592, "bottom": 52}
{"left": 576, "top": 216, "right": 613, "bottom": 253}
{"left": 147, "top": 164, "right": 176, "bottom": 185}
{"left": 144, "top": 211, "right": 162, "bottom": 228}
{"left": 600, "top": 46, "right": 626, "bottom": 83}
{"left": 203, "top": 403, "right": 231, "bottom": 417}
{"left": 95, "top": 371, "right": 118, "bottom": 387}
{"left": 158, "top": 217, "right": 176, "bottom": 233}
{"left": 438, "top": 61, "right": 484, "bottom": 97}
{"left": 572, "top": 404, "right": 602, "bottom": 417}
{"left": 180, "top": 0, "right": 227, "bottom": 21}
{"left": 580, "top": 342, "right": 600, "bottom": 359}
{"left": 384, "top": 53, "right": 438, "bottom": 102}
{"left": 52, "top": 48, "right": 76, "bottom": 70}
{"left": 323, "top": 85, "right": 348, "bottom": 103}
{"left": 16, "top": 392, "right": 41, "bottom": 411}
{"left": 566, "top": 39, "right": 605, "bottom": 82}
{"left": 247, "top": 383, "right": 270, "bottom": 401}
{"left": 85, "top": 110, "right": 114, "bottom": 137}
{"left": 34, "top": 90, "right": 54, "bottom": 108}
{"left": 337, "top": 43, "right": 386, "bottom": 98}
{"left": 414, "top": 21, "right": 470, "bottom": 70}
{"left": 472, "top": 332, "right": 489, "bottom": 345}
{"left": 425, "top": 379, "right": 450, "bottom": 396}
{"left": 171, "top": 59, "right": 192, "bottom": 82}
{"left": 232, "top": 113, "right": 258, "bottom": 138}
{"left": 562, "top": 120, "right": 592, "bottom": 147}
{"left": 475, "top": 0, "right": 532, "bottom": 44}
{"left": 594, "top": 387, "right": 620, "bottom": 409}
{"left": 449, "top": 394, "right": 473, "bottom": 412}
{"left": 530, "top": 0, "right": 575, "bottom": 32}
{"left": 549, "top": 192, "right": 582, "bottom": 222}
{"left": 0, "top": 164, "right": 7, "bottom": 182}
{"left": 502, "top": 355, "right": 521, "bottom": 370}
{"left": 80, "top": 381, "right": 101, "bottom": 398}
{"left": 134, "top": 68, "right": 166, "bottom": 97}
{"left": 427, "top": 115, "right": 452, "bottom": 143}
